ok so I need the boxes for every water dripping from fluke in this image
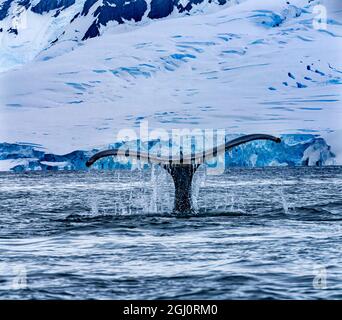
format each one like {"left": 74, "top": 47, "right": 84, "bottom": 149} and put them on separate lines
{"left": 85, "top": 134, "right": 281, "bottom": 215}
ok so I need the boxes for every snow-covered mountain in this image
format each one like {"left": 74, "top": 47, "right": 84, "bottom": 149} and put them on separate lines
{"left": 0, "top": 0, "right": 240, "bottom": 71}
{"left": 0, "top": 0, "right": 341, "bottom": 171}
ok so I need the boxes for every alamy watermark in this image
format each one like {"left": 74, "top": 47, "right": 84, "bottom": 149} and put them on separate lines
{"left": 312, "top": 4, "right": 328, "bottom": 30}
{"left": 313, "top": 265, "right": 327, "bottom": 290}
{"left": 0, "top": 262, "right": 330, "bottom": 291}
{"left": 0, "top": 263, "right": 27, "bottom": 290}
{"left": 111, "top": 121, "right": 228, "bottom": 175}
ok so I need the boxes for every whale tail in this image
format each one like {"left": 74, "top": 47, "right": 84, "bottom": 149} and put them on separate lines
{"left": 86, "top": 134, "right": 281, "bottom": 213}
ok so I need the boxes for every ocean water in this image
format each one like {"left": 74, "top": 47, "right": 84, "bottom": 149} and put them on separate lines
{"left": 0, "top": 166, "right": 341, "bottom": 299}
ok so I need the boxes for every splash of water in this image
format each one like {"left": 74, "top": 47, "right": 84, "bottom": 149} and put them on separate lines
{"left": 87, "top": 167, "right": 100, "bottom": 216}
{"left": 148, "top": 164, "right": 158, "bottom": 213}
{"left": 278, "top": 189, "right": 292, "bottom": 214}
{"left": 192, "top": 166, "right": 207, "bottom": 213}
{"left": 147, "top": 164, "right": 173, "bottom": 213}
{"left": 227, "top": 194, "right": 247, "bottom": 214}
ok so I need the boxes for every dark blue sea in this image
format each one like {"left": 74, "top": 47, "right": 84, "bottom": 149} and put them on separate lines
{"left": 0, "top": 166, "right": 341, "bottom": 299}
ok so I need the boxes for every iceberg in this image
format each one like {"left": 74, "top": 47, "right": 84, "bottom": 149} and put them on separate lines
{"left": 0, "top": 134, "right": 336, "bottom": 172}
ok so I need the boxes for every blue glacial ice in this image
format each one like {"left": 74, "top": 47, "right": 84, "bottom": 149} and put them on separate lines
{"left": 0, "top": 134, "right": 336, "bottom": 172}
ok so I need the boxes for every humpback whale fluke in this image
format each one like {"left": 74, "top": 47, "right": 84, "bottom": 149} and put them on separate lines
{"left": 86, "top": 134, "right": 281, "bottom": 213}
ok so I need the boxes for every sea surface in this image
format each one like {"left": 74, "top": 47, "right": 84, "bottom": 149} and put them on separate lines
{"left": 0, "top": 166, "right": 341, "bottom": 299}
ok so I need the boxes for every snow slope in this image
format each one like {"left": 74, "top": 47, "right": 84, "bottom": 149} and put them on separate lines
{"left": 0, "top": 0, "right": 240, "bottom": 72}
{"left": 0, "top": 0, "right": 341, "bottom": 170}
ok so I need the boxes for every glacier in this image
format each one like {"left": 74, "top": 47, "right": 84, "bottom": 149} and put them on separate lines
{"left": 0, "top": 134, "right": 336, "bottom": 172}
{"left": 0, "top": 0, "right": 341, "bottom": 171}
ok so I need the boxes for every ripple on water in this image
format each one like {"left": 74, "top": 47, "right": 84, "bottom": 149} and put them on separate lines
{"left": 0, "top": 167, "right": 341, "bottom": 299}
